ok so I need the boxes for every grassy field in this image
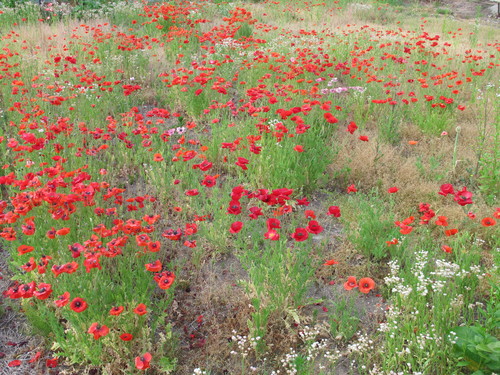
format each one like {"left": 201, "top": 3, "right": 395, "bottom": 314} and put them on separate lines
{"left": 0, "top": 0, "right": 498, "bottom": 374}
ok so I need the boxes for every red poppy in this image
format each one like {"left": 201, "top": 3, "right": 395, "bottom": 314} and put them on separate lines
{"left": 323, "top": 259, "right": 338, "bottom": 266}
{"left": 133, "top": 303, "right": 147, "bottom": 316}
{"left": 386, "top": 238, "right": 399, "bottom": 246}
{"left": 435, "top": 216, "right": 449, "bottom": 226}
{"left": 153, "top": 153, "right": 164, "bottom": 162}
{"left": 70, "top": 297, "right": 88, "bottom": 313}
{"left": 359, "top": 135, "right": 369, "bottom": 142}
{"left": 145, "top": 260, "right": 162, "bottom": 272}
{"left": 294, "top": 145, "right": 304, "bottom": 152}
{"left": 120, "top": 333, "right": 133, "bottom": 341}
{"left": 247, "top": 206, "right": 263, "bottom": 220}
{"left": 343, "top": 276, "right": 358, "bottom": 291}
{"left": 46, "top": 358, "right": 58, "bottom": 368}
{"left": 184, "top": 240, "right": 196, "bottom": 248}
{"left": 55, "top": 292, "right": 70, "bottom": 307}
{"left": 185, "top": 189, "right": 199, "bottom": 196}
{"left": 347, "top": 184, "right": 357, "bottom": 194}
{"left": 33, "top": 283, "right": 52, "bottom": 300}
{"left": 201, "top": 174, "right": 218, "bottom": 188}
{"left": 29, "top": 351, "right": 41, "bottom": 363}
{"left": 441, "top": 245, "right": 452, "bottom": 253}
{"left": 135, "top": 352, "right": 152, "bottom": 370}
{"left": 304, "top": 210, "right": 316, "bottom": 219}
{"left": 147, "top": 241, "right": 161, "bottom": 252}
{"left": 266, "top": 218, "right": 281, "bottom": 230}
{"left": 291, "top": 227, "right": 309, "bottom": 242}
{"left": 156, "top": 271, "right": 176, "bottom": 290}
{"left": 438, "top": 183, "right": 455, "bottom": 196}
{"left": 227, "top": 200, "right": 242, "bottom": 215}
{"left": 110, "top": 306, "right": 124, "bottom": 316}
{"left": 162, "top": 228, "right": 182, "bottom": 241}
{"left": 8, "top": 360, "right": 21, "bottom": 367}
{"left": 324, "top": 112, "right": 338, "bottom": 124}
{"left": 306, "top": 220, "right": 323, "bottom": 234}
{"left": 454, "top": 187, "right": 473, "bottom": 206}
{"left": 264, "top": 229, "right": 280, "bottom": 240}
{"left": 358, "top": 278, "right": 375, "bottom": 293}
{"left": 468, "top": 212, "right": 477, "bottom": 220}
{"left": 88, "top": 323, "right": 109, "bottom": 340}
{"left": 235, "top": 157, "right": 249, "bottom": 170}
{"left": 326, "top": 206, "right": 341, "bottom": 217}
{"left": 230, "top": 221, "right": 243, "bottom": 234}
{"left": 18, "top": 244, "right": 34, "bottom": 255}
{"left": 481, "top": 217, "right": 496, "bottom": 227}
{"left": 445, "top": 228, "right": 458, "bottom": 236}
{"left": 347, "top": 121, "right": 358, "bottom": 134}
{"left": 387, "top": 187, "right": 399, "bottom": 193}
{"left": 56, "top": 227, "right": 70, "bottom": 236}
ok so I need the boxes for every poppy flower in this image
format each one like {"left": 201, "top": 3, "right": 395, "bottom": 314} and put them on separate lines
{"left": 184, "top": 240, "right": 196, "bottom": 248}
{"left": 227, "top": 201, "right": 242, "bottom": 215}
{"left": 435, "top": 216, "right": 449, "bottom": 226}
{"left": 445, "top": 228, "right": 458, "bottom": 236}
{"left": 441, "top": 245, "right": 452, "bottom": 253}
{"left": 33, "top": 283, "right": 52, "bottom": 300}
{"left": 326, "top": 206, "right": 341, "bottom": 217}
{"left": 201, "top": 174, "right": 218, "bottom": 188}
{"left": 185, "top": 189, "right": 199, "bottom": 196}
{"left": 468, "top": 212, "right": 477, "bottom": 220}
{"left": 88, "top": 323, "right": 109, "bottom": 340}
{"left": 343, "top": 276, "right": 358, "bottom": 291}
{"left": 358, "top": 278, "right": 375, "bottom": 294}
{"left": 248, "top": 206, "right": 263, "bottom": 220}
{"left": 306, "top": 220, "right": 323, "bottom": 234}
{"left": 359, "top": 135, "right": 369, "bottom": 142}
{"left": 8, "top": 360, "right": 21, "bottom": 367}
{"left": 291, "top": 227, "right": 309, "bottom": 242}
{"left": 323, "top": 259, "right": 338, "bottom": 266}
{"left": 454, "top": 187, "right": 473, "bottom": 206}
{"left": 135, "top": 352, "right": 152, "bottom": 370}
{"left": 347, "top": 184, "right": 357, "bottom": 194}
{"left": 70, "top": 297, "right": 88, "bottom": 313}
{"left": 55, "top": 292, "right": 70, "bottom": 307}
{"left": 235, "top": 157, "right": 249, "bottom": 170}
{"left": 481, "top": 217, "right": 496, "bottom": 227}
{"left": 29, "top": 351, "right": 41, "bottom": 363}
{"left": 46, "top": 358, "right": 58, "bottom": 368}
{"left": 133, "top": 303, "right": 147, "bottom": 316}
{"left": 438, "top": 183, "right": 454, "bottom": 196}
{"left": 110, "top": 306, "right": 124, "bottom": 316}
{"left": 145, "top": 260, "right": 162, "bottom": 272}
{"left": 386, "top": 238, "right": 399, "bottom": 246}
{"left": 266, "top": 218, "right": 281, "bottom": 230}
{"left": 56, "top": 227, "right": 70, "bottom": 236}
{"left": 324, "top": 112, "right": 338, "bottom": 124}
{"left": 347, "top": 121, "right": 358, "bottom": 134}
{"left": 230, "top": 221, "right": 243, "bottom": 234}
{"left": 120, "top": 333, "right": 133, "bottom": 341}
{"left": 304, "top": 210, "right": 316, "bottom": 219}
{"left": 18, "top": 245, "right": 34, "bottom": 255}
{"left": 153, "top": 153, "right": 164, "bottom": 162}
{"left": 156, "top": 271, "right": 175, "bottom": 290}
{"left": 294, "top": 145, "right": 304, "bottom": 152}
{"left": 264, "top": 229, "right": 280, "bottom": 240}
{"left": 387, "top": 187, "right": 399, "bottom": 193}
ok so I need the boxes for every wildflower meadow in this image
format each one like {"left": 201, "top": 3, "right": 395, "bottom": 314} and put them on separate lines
{"left": 0, "top": 0, "right": 498, "bottom": 374}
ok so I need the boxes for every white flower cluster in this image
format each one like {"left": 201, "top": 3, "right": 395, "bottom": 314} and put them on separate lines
{"left": 192, "top": 368, "right": 207, "bottom": 375}
{"left": 229, "top": 330, "right": 261, "bottom": 358}
{"left": 347, "top": 332, "right": 374, "bottom": 353}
